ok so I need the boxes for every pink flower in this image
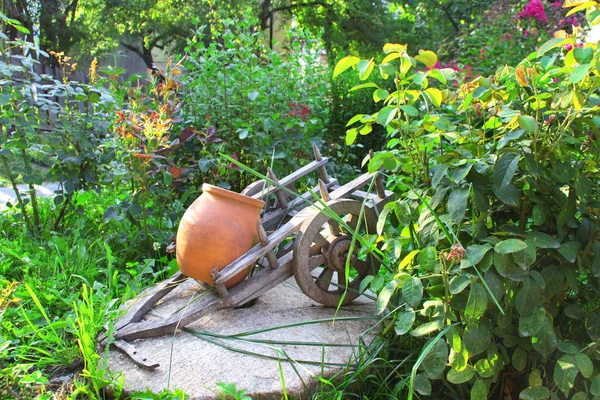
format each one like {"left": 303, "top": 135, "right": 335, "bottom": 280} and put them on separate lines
{"left": 518, "top": 0, "right": 548, "bottom": 24}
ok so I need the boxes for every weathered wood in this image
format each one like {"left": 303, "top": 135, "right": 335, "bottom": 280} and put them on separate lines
{"left": 318, "top": 179, "right": 331, "bottom": 202}
{"left": 114, "top": 254, "right": 295, "bottom": 341}
{"left": 251, "top": 158, "right": 328, "bottom": 201}
{"left": 211, "top": 268, "right": 229, "bottom": 298}
{"left": 375, "top": 172, "right": 386, "bottom": 199}
{"left": 257, "top": 221, "right": 279, "bottom": 269}
{"left": 267, "top": 168, "right": 289, "bottom": 209}
{"left": 313, "top": 143, "right": 330, "bottom": 183}
{"left": 112, "top": 340, "right": 160, "bottom": 370}
{"left": 216, "top": 172, "right": 378, "bottom": 286}
{"left": 261, "top": 179, "right": 338, "bottom": 230}
{"left": 113, "top": 272, "right": 187, "bottom": 331}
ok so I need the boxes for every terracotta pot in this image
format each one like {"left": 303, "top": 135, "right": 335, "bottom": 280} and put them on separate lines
{"left": 176, "top": 184, "right": 265, "bottom": 288}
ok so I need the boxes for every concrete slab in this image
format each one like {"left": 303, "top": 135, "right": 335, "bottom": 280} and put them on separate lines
{"left": 106, "top": 277, "right": 377, "bottom": 399}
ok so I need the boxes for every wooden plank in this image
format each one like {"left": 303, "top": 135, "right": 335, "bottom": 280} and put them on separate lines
{"left": 327, "top": 172, "right": 376, "bottom": 201}
{"left": 112, "top": 340, "right": 160, "bottom": 370}
{"left": 261, "top": 179, "right": 338, "bottom": 230}
{"left": 350, "top": 189, "right": 395, "bottom": 213}
{"left": 251, "top": 158, "right": 328, "bottom": 201}
{"left": 113, "top": 272, "right": 187, "bottom": 331}
{"left": 215, "top": 211, "right": 310, "bottom": 284}
{"left": 114, "top": 254, "right": 295, "bottom": 341}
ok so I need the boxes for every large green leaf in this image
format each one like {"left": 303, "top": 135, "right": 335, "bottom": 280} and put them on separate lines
{"left": 414, "top": 374, "right": 431, "bottom": 396}
{"left": 494, "top": 152, "right": 520, "bottom": 191}
{"left": 418, "top": 246, "right": 437, "bottom": 272}
{"left": 333, "top": 56, "right": 360, "bottom": 77}
{"left": 448, "top": 188, "right": 469, "bottom": 223}
{"left": 376, "top": 280, "right": 398, "bottom": 315}
{"left": 376, "top": 106, "right": 399, "bottom": 127}
{"left": 402, "top": 277, "right": 423, "bottom": 309}
{"left": 465, "top": 282, "right": 487, "bottom": 324}
{"left": 447, "top": 365, "right": 475, "bottom": 384}
{"left": 394, "top": 309, "right": 416, "bottom": 335}
{"left": 553, "top": 355, "right": 578, "bottom": 395}
{"left": 465, "top": 244, "right": 493, "bottom": 266}
{"left": 471, "top": 379, "right": 488, "bottom": 400}
{"left": 532, "top": 318, "right": 557, "bottom": 358}
{"left": 495, "top": 239, "right": 528, "bottom": 254}
{"left": 412, "top": 320, "right": 443, "bottom": 337}
{"left": 463, "top": 323, "right": 490, "bottom": 357}
{"left": 586, "top": 310, "right": 600, "bottom": 341}
{"left": 518, "top": 115, "right": 539, "bottom": 133}
{"left": 527, "top": 232, "right": 560, "bottom": 249}
{"left": 421, "top": 338, "right": 448, "bottom": 379}
{"left": 575, "top": 353, "right": 593, "bottom": 378}
{"left": 449, "top": 275, "right": 470, "bottom": 295}
{"left": 512, "top": 347, "right": 527, "bottom": 371}
{"left": 537, "top": 37, "right": 572, "bottom": 57}
{"left": 515, "top": 279, "right": 541, "bottom": 316}
{"left": 474, "top": 358, "right": 494, "bottom": 378}
{"left": 518, "top": 306, "right": 546, "bottom": 337}
{"left": 519, "top": 386, "right": 551, "bottom": 400}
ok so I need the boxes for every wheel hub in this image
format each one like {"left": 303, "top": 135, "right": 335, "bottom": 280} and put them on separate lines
{"left": 325, "top": 236, "right": 356, "bottom": 271}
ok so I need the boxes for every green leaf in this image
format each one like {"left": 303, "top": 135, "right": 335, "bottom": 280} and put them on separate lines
{"left": 494, "top": 152, "right": 520, "bottom": 189}
{"left": 532, "top": 204, "right": 546, "bottom": 226}
{"left": 593, "top": 254, "right": 600, "bottom": 277}
{"left": 333, "top": 56, "right": 360, "bottom": 78}
{"left": 349, "top": 83, "right": 378, "bottom": 92}
{"left": 532, "top": 318, "right": 557, "bottom": 358}
{"left": 527, "top": 232, "right": 560, "bottom": 249}
{"left": 376, "top": 280, "right": 398, "bottom": 315}
{"left": 512, "top": 347, "right": 528, "bottom": 371}
{"left": 558, "top": 241, "right": 580, "bottom": 263}
{"left": 591, "top": 374, "right": 600, "bottom": 396}
{"left": 400, "top": 104, "right": 419, "bottom": 117}
{"left": 418, "top": 247, "right": 437, "bottom": 272}
{"left": 474, "top": 358, "right": 494, "bottom": 378}
{"left": 373, "top": 89, "right": 389, "bottom": 103}
{"left": 449, "top": 275, "right": 470, "bottom": 294}
{"left": 519, "top": 386, "right": 551, "bottom": 400}
{"left": 425, "top": 88, "right": 443, "bottom": 107}
{"left": 495, "top": 239, "right": 528, "bottom": 254}
{"left": 586, "top": 311, "right": 600, "bottom": 341}
{"left": 346, "top": 128, "right": 358, "bottom": 145}
{"left": 465, "top": 282, "right": 487, "bottom": 324}
{"left": 421, "top": 338, "right": 448, "bottom": 378}
{"left": 402, "top": 277, "right": 423, "bottom": 309}
{"left": 537, "top": 37, "right": 571, "bottom": 57}
{"left": 448, "top": 188, "right": 469, "bottom": 223}
{"left": 415, "top": 50, "right": 438, "bottom": 68}
{"left": 518, "top": 115, "right": 539, "bottom": 132}
{"left": 515, "top": 279, "right": 541, "bottom": 316}
{"left": 428, "top": 68, "right": 447, "bottom": 85}
{"left": 376, "top": 106, "right": 398, "bottom": 127}
{"left": 554, "top": 355, "right": 578, "bottom": 395}
{"left": 463, "top": 323, "right": 491, "bottom": 357}
{"left": 571, "top": 63, "right": 591, "bottom": 84}
{"left": 574, "top": 47, "right": 594, "bottom": 64}
{"left": 412, "top": 320, "right": 443, "bottom": 337}
{"left": 395, "top": 309, "right": 416, "bottom": 335}
{"left": 519, "top": 306, "right": 546, "bottom": 337}
{"left": 447, "top": 365, "right": 475, "bottom": 384}
{"left": 377, "top": 206, "right": 393, "bottom": 236}
{"left": 414, "top": 374, "right": 431, "bottom": 396}
{"left": 575, "top": 353, "right": 593, "bottom": 378}
{"left": 465, "top": 244, "right": 493, "bottom": 266}
{"left": 471, "top": 379, "right": 488, "bottom": 400}
{"left": 357, "top": 59, "right": 375, "bottom": 80}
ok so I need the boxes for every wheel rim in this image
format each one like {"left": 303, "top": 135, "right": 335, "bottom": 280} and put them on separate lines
{"left": 293, "top": 199, "right": 381, "bottom": 306}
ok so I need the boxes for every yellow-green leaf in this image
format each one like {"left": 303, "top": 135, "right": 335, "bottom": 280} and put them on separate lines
{"left": 383, "top": 43, "right": 407, "bottom": 54}
{"left": 425, "top": 88, "right": 443, "bottom": 107}
{"left": 415, "top": 50, "right": 438, "bottom": 68}
{"left": 333, "top": 56, "right": 360, "bottom": 78}
{"left": 382, "top": 52, "right": 402, "bottom": 64}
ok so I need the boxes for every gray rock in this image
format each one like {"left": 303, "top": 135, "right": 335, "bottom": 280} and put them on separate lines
{"left": 106, "top": 278, "right": 377, "bottom": 399}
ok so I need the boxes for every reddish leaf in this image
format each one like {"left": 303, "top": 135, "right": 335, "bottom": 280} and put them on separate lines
{"left": 169, "top": 165, "right": 182, "bottom": 178}
{"left": 180, "top": 127, "right": 197, "bottom": 142}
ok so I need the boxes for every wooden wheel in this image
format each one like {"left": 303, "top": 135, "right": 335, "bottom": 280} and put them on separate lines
{"left": 293, "top": 199, "right": 381, "bottom": 306}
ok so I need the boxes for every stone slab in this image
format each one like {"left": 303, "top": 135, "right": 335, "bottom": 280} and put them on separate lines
{"left": 106, "top": 277, "right": 377, "bottom": 399}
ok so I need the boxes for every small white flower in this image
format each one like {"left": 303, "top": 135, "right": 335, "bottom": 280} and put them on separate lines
{"left": 153, "top": 242, "right": 161, "bottom": 251}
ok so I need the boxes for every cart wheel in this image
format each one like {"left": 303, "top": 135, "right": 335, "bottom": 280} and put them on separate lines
{"left": 293, "top": 199, "right": 381, "bottom": 306}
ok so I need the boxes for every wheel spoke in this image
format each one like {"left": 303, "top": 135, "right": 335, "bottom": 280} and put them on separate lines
{"left": 337, "top": 270, "right": 347, "bottom": 287}
{"left": 354, "top": 259, "right": 371, "bottom": 276}
{"left": 327, "top": 220, "right": 341, "bottom": 236}
{"left": 316, "top": 268, "right": 334, "bottom": 291}
{"left": 308, "top": 254, "right": 326, "bottom": 269}
{"left": 313, "top": 233, "right": 329, "bottom": 246}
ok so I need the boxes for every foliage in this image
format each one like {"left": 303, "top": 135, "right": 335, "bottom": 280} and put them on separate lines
{"left": 0, "top": 26, "right": 121, "bottom": 234}
{"left": 181, "top": 16, "right": 330, "bottom": 191}
{"left": 336, "top": 6, "right": 600, "bottom": 398}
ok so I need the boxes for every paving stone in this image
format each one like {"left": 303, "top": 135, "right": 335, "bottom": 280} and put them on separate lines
{"left": 106, "top": 278, "right": 377, "bottom": 399}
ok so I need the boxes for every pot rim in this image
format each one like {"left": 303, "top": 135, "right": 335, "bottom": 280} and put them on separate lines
{"left": 202, "top": 183, "right": 265, "bottom": 209}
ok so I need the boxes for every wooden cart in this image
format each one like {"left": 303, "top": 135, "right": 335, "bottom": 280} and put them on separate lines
{"left": 105, "top": 145, "right": 393, "bottom": 368}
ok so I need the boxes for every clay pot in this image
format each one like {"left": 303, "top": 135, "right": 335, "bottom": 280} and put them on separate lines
{"left": 176, "top": 184, "right": 265, "bottom": 288}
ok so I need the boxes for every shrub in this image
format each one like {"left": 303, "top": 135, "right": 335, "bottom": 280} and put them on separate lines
{"left": 181, "top": 16, "right": 330, "bottom": 191}
{"left": 336, "top": 8, "right": 600, "bottom": 399}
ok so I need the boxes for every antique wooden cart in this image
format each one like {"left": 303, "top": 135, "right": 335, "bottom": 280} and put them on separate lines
{"left": 104, "top": 145, "right": 393, "bottom": 368}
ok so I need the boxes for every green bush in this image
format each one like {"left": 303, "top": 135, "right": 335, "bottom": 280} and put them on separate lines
{"left": 336, "top": 8, "right": 600, "bottom": 399}
{"left": 181, "top": 16, "right": 330, "bottom": 191}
